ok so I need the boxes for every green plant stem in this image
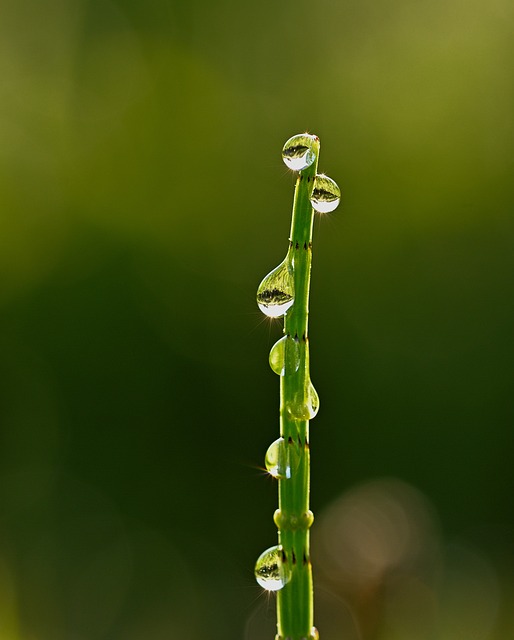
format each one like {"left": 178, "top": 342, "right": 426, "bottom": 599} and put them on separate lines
{"left": 276, "top": 142, "right": 320, "bottom": 640}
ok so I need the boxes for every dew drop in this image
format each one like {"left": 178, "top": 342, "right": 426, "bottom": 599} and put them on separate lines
{"left": 257, "top": 256, "right": 295, "bottom": 318}
{"left": 310, "top": 174, "right": 341, "bottom": 213}
{"left": 269, "top": 336, "right": 301, "bottom": 376}
{"left": 286, "top": 381, "right": 320, "bottom": 420}
{"left": 308, "top": 382, "right": 320, "bottom": 419}
{"left": 306, "top": 627, "right": 320, "bottom": 640}
{"left": 282, "top": 133, "right": 318, "bottom": 171}
{"left": 255, "top": 545, "right": 291, "bottom": 591}
{"left": 265, "top": 437, "right": 291, "bottom": 479}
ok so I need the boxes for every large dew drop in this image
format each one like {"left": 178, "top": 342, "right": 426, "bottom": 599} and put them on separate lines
{"left": 269, "top": 336, "right": 300, "bottom": 376}
{"left": 282, "top": 133, "right": 318, "bottom": 171}
{"left": 254, "top": 545, "right": 291, "bottom": 591}
{"left": 256, "top": 257, "right": 295, "bottom": 318}
{"left": 310, "top": 174, "right": 341, "bottom": 213}
{"left": 265, "top": 437, "right": 291, "bottom": 479}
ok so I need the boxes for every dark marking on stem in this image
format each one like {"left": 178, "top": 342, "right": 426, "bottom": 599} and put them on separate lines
{"left": 292, "top": 550, "right": 297, "bottom": 565}
{"left": 287, "top": 436, "right": 294, "bottom": 445}
{"left": 303, "top": 550, "right": 308, "bottom": 565}
{"left": 303, "top": 241, "right": 308, "bottom": 250}
{"left": 297, "top": 435, "right": 303, "bottom": 447}
{"left": 295, "top": 241, "right": 299, "bottom": 250}
{"left": 302, "top": 332, "right": 307, "bottom": 342}
{"left": 294, "top": 331, "right": 298, "bottom": 341}
{"left": 281, "top": 548, "right": 287, "bottom": 563}
{"left": 289, "top": 240, "right": 293, "bottom": 248}
{"left": 308, "top": 242, "right": 313, "bottom": 250}
{"left": 305, "top": 440, "right": 310, "bottom": 450}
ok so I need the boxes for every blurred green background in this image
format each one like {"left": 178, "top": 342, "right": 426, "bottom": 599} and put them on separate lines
{"left": 0, "top": 0, "right": 513, "bottom": 638}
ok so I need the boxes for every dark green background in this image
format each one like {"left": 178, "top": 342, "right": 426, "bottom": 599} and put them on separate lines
{"left": 0, "top": 0, "right": 512, "bottom": 638}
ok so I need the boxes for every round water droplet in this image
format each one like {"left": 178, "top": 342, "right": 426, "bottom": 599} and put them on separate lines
{"left": 265, "top": 437, "right": 291, "bottom": 479}
{"left": 269, "top": 336, "right": 301, "bottom": 376}
{"left": 255, "top": 545, "right": 291, "bottom": 591}
{"left": 282, "top": 133, "right": 318, "bottom": 171}
{"left": 310, "top": 174, "right": 341, "bottom": 213}
{"left": 257, "top": 257, "right": 295, "bottom": 318}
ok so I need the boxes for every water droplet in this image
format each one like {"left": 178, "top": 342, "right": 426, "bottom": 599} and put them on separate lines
{"left": 282, "top": 133, "right": 318, "bottom": 171}
{"left": 286, "top": 381, "right": 320, "bottom": 420}
{"left": 265, "top": 437, "right": 291, "bottom": 479}
{"left": 255, "top": 545, "right": 291, "bottom": 591}
{"left": 306, "top": 627, "right": 320, "bottom": 640}
{"left": 257, "top": 256, "right": 295, "bottom": 318}
{"left": 310, "top": 174, "right": 341, "bottom": 213}
{"left": 308, "top": 383, "right": 320, "bottom": 418}
{"left": 269, "top": 336, "right": 301, "bottom": 376}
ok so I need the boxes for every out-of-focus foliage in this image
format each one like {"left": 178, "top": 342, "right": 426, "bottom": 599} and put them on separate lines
{"left": 0, "top": 0, "right": 513, "bottom": 638}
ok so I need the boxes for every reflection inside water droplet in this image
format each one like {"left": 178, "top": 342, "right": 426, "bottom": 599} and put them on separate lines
{"left": 282, "top": 133, "right": 318, "bottom": 171}
{"left": 265, "top": 437, "right": 291, "bottom": 479}
{"left": 255, "top": 545, "right": 291, "bottom": 591}
{"left": 311, "top": 174, "right": 341, "bottom": 213}
{"left": 256, "top": 254, "right": 295, "bottom": 318}
{"left": 269, "top": 336, "right": 301, "bottom": 376}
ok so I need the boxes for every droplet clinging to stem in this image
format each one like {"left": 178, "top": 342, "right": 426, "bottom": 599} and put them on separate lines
{"left": 310, "top": 174, "right": 341, "bottom": 213}
{"left": 255, "top": 133, "right": 342, "bottom": 640}
{"left": 282, "top": 133, "right": 319, "bottom": 171}
{"left": 256, "top": 250, "right": 295, "bottom": 318}
{"left": 254, "top": 545, "right": 291, "bottom": 591}
{"left": 265, "top": 438, "right": 291, "bottom": 480}
{"left": 269, "top": 335, "right": 301, "bottom": 377}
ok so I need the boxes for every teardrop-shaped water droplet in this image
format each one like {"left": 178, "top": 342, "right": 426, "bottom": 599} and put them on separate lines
{"left": 282, "top": 133, "right": 318, "bottom": 171}
{"left": 286, "top": 381, "right": 320, "bottom": 420}
{"left": 308, "top": 382, "right": 320, "bottom": 419}
{"left": 265, "top": 437, "right": 291, "bottom": 479}
{"left": 269, "top": 336, "right": 301, "bottom": 376}
{"left": 310, "top": 174, "right": 341, "bottom": 213}
{"left": 255, "top": 545, "right": 291, "bottom": 591}
{"left": 256, "top": 257, "right": 295, "bottom": 318}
